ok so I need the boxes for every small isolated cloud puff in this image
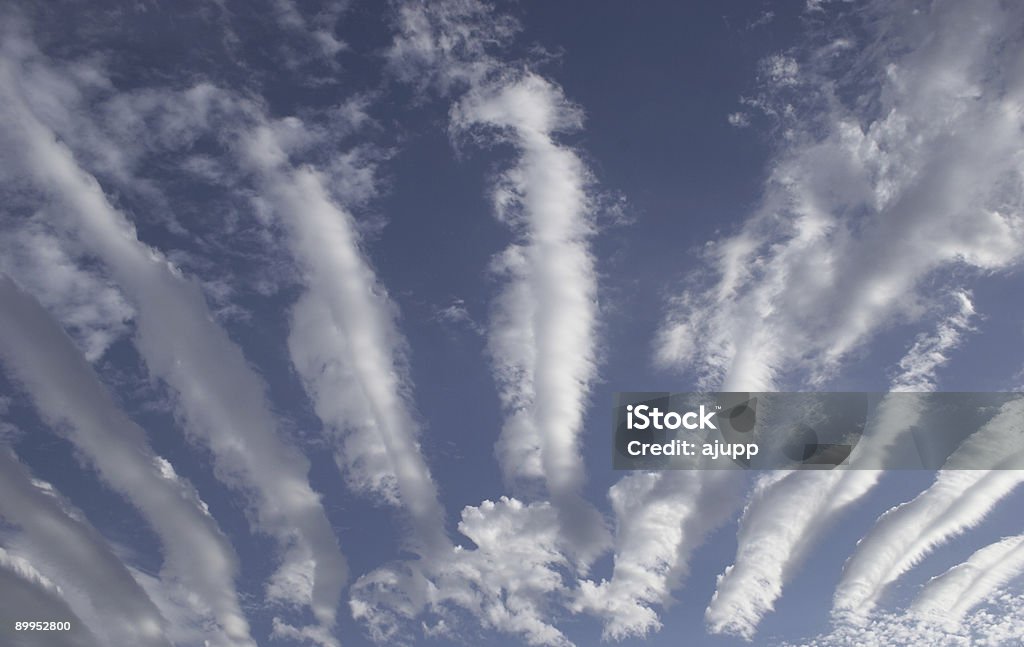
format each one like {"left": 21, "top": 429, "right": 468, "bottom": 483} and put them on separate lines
{"left": 351, "top": 496, "right": 575, "bottom": 647}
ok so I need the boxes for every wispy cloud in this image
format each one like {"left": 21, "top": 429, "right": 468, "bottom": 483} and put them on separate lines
{"left": 0, "top": 546, "right": 99, "bottom": 647}
{"left": 434, "top": 297, "right": 483, "bottom": 336}
{"left": 347, "top": 4, "right": 611, "bottom": 644}
{"left": 834, "top": 398, "right": 1024, "bottom": 618}
{"left": 705, "top": 295, "right": 972, "bottom": 637}
{"left": 0, "top": 222, "right": 134, "bottom": 362}
{"left": 656, "top": 0, "right": 1024, "bottom": 392}
{"left": 912, "top": 534, "right": 1024, "bottom": 623}
{"left": 0, "top": 276, "right": 254, "bottom": 647}
{"left": 788, "top": 592, "right": 1024, "bottom": 646}
{"left": 0, "top": 38, "right": 347, "bottom": 630}
{"left": 240, "top": 121, "right": 451, "bottom": 558}
{"left": 890, "top": 291, "right": 976, "bottom": 392}
{"left": 575, "top": 470, "right": 744, "bottom": 639}
{"left": 0, "top": 449, "right": 171, "bottom": 646}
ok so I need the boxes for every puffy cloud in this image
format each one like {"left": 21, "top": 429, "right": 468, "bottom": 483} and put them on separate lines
{"left": 352, "top": 497, "right": 574, "bottom": 647}
{"left": 787, "top": 592, "right": 1024, "bottom": 646}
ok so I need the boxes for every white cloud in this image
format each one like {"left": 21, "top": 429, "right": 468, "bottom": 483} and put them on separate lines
{"left": 345, "top": 13, "right": 616, "bottom": 640}
{"left": 705, "top": 469, "right": 872, "bottom": 639}
{"left": 760, "top": 54, "right": 799, "bottom": 87}
{"left": 239, "top": 123, "right": 451, "bottom": 558}
{"left": 0, "top": 276, "right": 254, "bottom": 647}
{"left": 453, "top": 72, "right": 610, "bottom": 566}
{"left": 890, "top": 291, "right": 976, "bottom": 392}
{"left": 0, "top": 449, "right": 171, "bottom": 646}
{"left": 704, "top": 314, "right": 958, "bottom": 637}
{"left": 574, "top": 470, "right": 744, "bottom": 640}
{"left": 0, "top": 547, "right": 99, "bottom": 647}
{"left": 834, "top": 398, "right": 1024, "bottom": 618}
{"left": 0, "top": 220, "right": 133, "bottom": 361}
{"left": 656, "top": 0, "right": 1024, "bottom": 392}
{"left": 350, "top": 9, "right": 611, "bottom": 644}
{"left": 352, "top": 497, "right": 575, "bottom": 647}
{"left": 727, "top": 111, "right": 751, "bottom": 128}
{"left": 0, "top": 43, "right": 347, "bottom": 629}
{"left": 386, "top": 0, "right": 516, "bottom": 92}
{"left": 434, "top": 298, "right": 483, "bottom": 335}
{"left": 788, "top": 592, "right": 1024, "bottom": 646}
{"left": 271, "top": 616, "right": 342, "bottom": 647}
{"left": 653, "top": 1, "right": 1024, "bottom": 640}
{"left": 913, "top": 534, "right": 1024, "bottom": 623}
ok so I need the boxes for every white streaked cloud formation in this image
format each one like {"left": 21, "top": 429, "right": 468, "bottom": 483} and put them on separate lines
{"left": 0, "top": 276, "right": 254, "bottom": 647}
{"left": 912, "top": 533, "right": 1024, "bottom": 623}
{"left": 347, "top": 3, "right": 610, "bottom": 644}
{"left": 0, "top": 221, "right": 134, "bottom": 361}
{"left": 574, "top": 470, "right": 744, "bottom": 640}
{"left": 0, "top": 30, "right": 347, "bottom": 631}
{"left": 0, "top": 547, "right": 99, "bottom": 647}
{"left": 705, "top": 469, "right": 873, "bottom": 639}
{"left": 0, "top": 449, "right": 171, "bottom": 646}
{"left": 653, "top": 0, "right": 1024, "bottom": 640}
{"left": 242, "top": 124, "right": 451, "bottom": 558}
{"left": 704, "top": 297, "right": 967, "bottom": 638}
{"left": 1, "top": 0, "right": 1023, "bottom": 645}
{"left": 834, "top": 398, "right": 1024, "bottom": 618}
{"left": 657, "top": 0, "right": 1024, "bottom": 392}
{"left": 890, "top": 290, "right": 976, "bottom": 392}
{"left": 453, "top": 73, "right": 609, "bottom": 563}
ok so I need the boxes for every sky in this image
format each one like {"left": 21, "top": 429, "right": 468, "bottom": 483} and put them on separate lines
{"left": 1, "top": 1, "right": 1023, "bottom": 646}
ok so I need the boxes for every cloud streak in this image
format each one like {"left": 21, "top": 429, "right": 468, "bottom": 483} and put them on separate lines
{"left": 704, "top": 293, "right": 971, "bottom": 637}
{"left": 0, "top": 547, "right": 99, "bottom": 647}
{"left": 575, "top": 470, "right": 744, "bottom": 640}
{"left": 834, "top": 398, "right": 1024, "bottom": 617}
{"left": 240, "top": 124, "right": 451, "bottom": 558}
{"left": 0, "top": 275, "right": 254, "bottom": 647}
{"left": 649, "top": 0, "right": 1024, "bottom": 638}
{"left": 657, "top": 0, "right": 1024, "bottom": 391}
{"left": 453, "top": 73, "right": 609, "bottom": 563}
{"left": 0, "top": 449, "right": 171, "bottom": 646}
{"left": 0, "top": 43, "right": 347, "bottom": 629}
{"left": 912, "top": 534, "right": 1024, "bottom": 623}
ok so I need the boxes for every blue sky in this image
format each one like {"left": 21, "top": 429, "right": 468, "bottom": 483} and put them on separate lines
{"left": 1, "top": 1, "right": 1024, "bottom": 646}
